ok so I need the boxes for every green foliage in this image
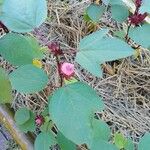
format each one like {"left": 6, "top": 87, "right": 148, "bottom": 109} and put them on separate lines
{"left": 57, "top": 132, "right": 76, "bottom": 150}
{"left": 15, "top": 108, "right": 35, "bottom": 132}
{"left": 90, "top": 139, "right": 118, "bottom": 150}
{"left": 34, "top": 132, "right": 56, "bottom": 150}
{"left": 0, "top": 68, "right": 12, "bottom": 103}
{"left": 111, "top": 4, "right": 129, "bottom": 22}
{"left": 140, "top": 0, "right": 150, "bottom": 13}
{"left": 14, "top": 108, "right": 30, "bottom": 125}
{"left": 114, "top": 133, "right": 128, "bottom": 149}
{"left": 86, "top": 4, "right": 105, "bottom": 22}
{"left": 138, "top": 133, "right": 150, "bottom": 150}
{"left": 49, "top": 82, "right": 104, "bottom": 145}
{"left": 125, "top": 139, "right": 134, "bottom": 150}
{"left": 129, "top": 23, "right": 150, "bottom": 49}
{"left": 76, "top": 29, "right": 134, "bottom": 77}
{"left": 9, "top": 65, "right": 48, "bottom": 93}
{"left": 92, "top": 118, "right": 111, "bottom": 141}
{"left": 0, "top": 0, "right": 47, "bottom": 33}
{"left": 0, "top": 33, "right": 43, "bottom": 66}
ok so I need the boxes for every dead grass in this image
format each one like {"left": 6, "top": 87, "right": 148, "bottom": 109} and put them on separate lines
{"left": 0, "top": 0, "right": 150, "bottom": 146}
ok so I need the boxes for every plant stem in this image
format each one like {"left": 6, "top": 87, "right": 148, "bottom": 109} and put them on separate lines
{"left": 55, "top": 55, "right": 63, "bottom": 87}
{"left": 125, "top": 23, "right": 131, "bottom": 41}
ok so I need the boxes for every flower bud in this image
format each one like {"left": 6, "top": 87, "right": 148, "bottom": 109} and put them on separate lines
{"left": 35, "top": 115, "right": 44, "bottom": 126}
{"left": 47, "top": 42, "right": 62, "bottom": 56}
{"left": 135, "top": 0, "right": 142, "bottom": 8}
{"left": 129, "top": 12, "right": 147, "bottom": 26}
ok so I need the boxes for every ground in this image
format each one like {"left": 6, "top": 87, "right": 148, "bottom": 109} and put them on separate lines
{"left": 0, "top": 0, "right": 150, "bottom": 149}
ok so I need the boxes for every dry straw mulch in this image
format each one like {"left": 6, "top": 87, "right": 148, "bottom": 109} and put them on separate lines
{"left": 0, "top": 0, "right": 150, "bottom": 145}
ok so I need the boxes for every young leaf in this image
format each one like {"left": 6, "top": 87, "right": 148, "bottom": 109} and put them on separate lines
{"left": 138, "top": 133, "right": 150, "bottom": 150}
{"left": 111, "top": 4, "right": 129, "bottom": 22}
{"left": 114, "top": 133, "right": 128, "bottom": 149}
{"left": 140, "top": 0, "right": 150, "bottom": 13}
{"left": 102, "top": 0, "right": 110, "bottom": 5}
{"left": 18, "top": 111, "right": 35, "bottom": 133}
{"left": 92, "top": 118, "right": 111, "bottom": 141}
{"left": 34, "top": 132, "right": 56, "bottom": 150}
{"left": 76, "top": 29, "right": 134, "bottom": 77}
{"left": 90, "top": 139, "right": 118, "bottom": 150}
{"left": 14, "top": 108, "right": 30, "bottom": 125}
{"left": 125, "top": 139, "right": 134, "bottom": 150}
{"left": 0, "top": 68, "right": 12, "bottom": 104}
{"left": 0, "top": 33, "right": 43, "bottom": 66}
{"left": 57, "top": 132, "right": 76, "bottom": 150}
{"left": 0, "top": 0, "right": 47, "bottom": 32}
{"left": 9, "top": 65, "right": 48, "bottom": 93}
{"left": 129, "top": 23, "right": 150, "bottom": 49}
{"left": 86, "top": 4, "right": 105, "bottom": 22}
{"left": 49, "top": 82, "right": 104, "bottom": 145}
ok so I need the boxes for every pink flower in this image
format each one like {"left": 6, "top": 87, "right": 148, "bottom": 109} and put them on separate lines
{"left": 35, "top": 115, "right": 44, "bottom": 126}
{"left": 60, "top": 62, "right": 75, "bottom": 79}
{"left": 47, "top": 42, "right": 62, "bottom": 56}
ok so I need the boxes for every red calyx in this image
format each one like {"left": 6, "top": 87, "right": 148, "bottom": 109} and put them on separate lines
{"left": 0, "top": 21, "right": 9, "bottom": 33}
{"left": 47, "top": 42, "right": 63, "bottom": 56}
{"left": 135, "top": 0, "right": 142, "bottom": 8}
{"left": 129, "top": 12, "right": 147, "bottom": 26}
{"left": 35, "top": 115, "right": 45, "bottom": 126}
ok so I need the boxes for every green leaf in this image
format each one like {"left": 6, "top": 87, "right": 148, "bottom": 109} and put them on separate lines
{"left": 9, "top": 65, "right": 48, "bottom": 93}
{"left": 90, "top": 139, "right": 118, "bottom": 150}
{"left": 140, "top": 0, "right": 150, "bottom": 13}
{"left": 86, "top": 4, "right": 105, "bottom": 23}
{"left": 0, "top": 68, "right": 12, "bottom": 103}
{"left": 0, "top": 0, "right": 47, "bottom": 33}
{"left": 34, "top": 132, "right": 56, "bottom": 150}
{"left": 0, "top": 33, "right": 43, "bottom": 66}
{"left": 125, "top": 139, "right": 134, "bottom": 150}
{"left": 18, "top": 111, "right": 35, "bottom": 132}
{"left": 114, "top": 133, "right": 128, "bottom": 149}
{"left": 14, "top": 108, "right": 30, "bottom": 125}
{"left": 111, "top": 4, "right": 129, "bottom": 22}
{"left": 92, "top": 118, "right": 111, "bottom": 141}
{"left": 0, "top": 0, "right": 3, "bottom": 4}
{"left": 49, "top": 82, "right": 104, "bottom": 145}
{"left": 102, "top": 0, "right": 110, "bottom": 5}
{"left": 76, "top": 29, "right": 134, "bottom": 77}
{"left": 129, "top": 24, "right": 150, "bottom": 49}
{"left": 57, "top": 132, "right": 76, "bottom": 150}
{"left": 113, "top": 30, "right": 126, "bottom": 39}
{"left": 138, "top": 133, "right": 150, "bottom": 150}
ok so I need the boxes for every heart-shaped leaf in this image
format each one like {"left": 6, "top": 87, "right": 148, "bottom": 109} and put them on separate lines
{"left": 111, "top": 4, "right": 129, "bottom": 22}
{"left": 0, "top": 0, "right": 47, "bottom": 33}
{"left": 14, "top": 108, "right": 30, "bottom": 125}
{"left": 92, "top": 118, "right": 111, "bottom": 141}
{"left": 0, "top": 68, "right": 12, "bottom": 103}
{"left": 0, "top": 33, "right": 43, "bottom": 66}
{"left": 90, "top": 139, "right": 118, "bottom": 150}
{"left": 86, "top": 4, "right": 105, "bottom": 22}
{"left": 129, "top": 23, "right": 150, "bottom": 49}
{"left": 9, "top": 65, "right": 48, "bottom": 93}
{"left": 34, "top": 132, "right": 56, "bottom": 150}
{"left": 140, "top": 0, "right": 150, "bottom": 13}
{"left": 49, "top": 82, "right": 104, "bottom": 145}
{"left": 138, "top": 133, "right": 150, "bottom": 150}
{"left": 18, "top": 111, "right": 35, "bottom": 133}
{"left": 57, "top": 132, "right": 76, "bottom": 150}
